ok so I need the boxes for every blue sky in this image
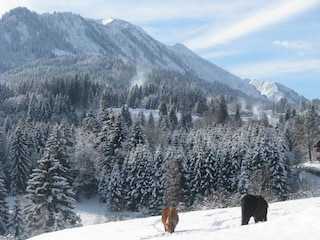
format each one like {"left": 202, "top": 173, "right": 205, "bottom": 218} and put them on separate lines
{"left": 1, "top": 0, "right": 320, "bottom": 100}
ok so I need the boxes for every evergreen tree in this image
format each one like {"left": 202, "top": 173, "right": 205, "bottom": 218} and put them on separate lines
{"left": 56, "top": 120, "right": 75, "bottom": 186}
{"left": 82, "top": 110, "right": 100, "bottom": 133}
{"left": 27, "top": 93, "right": 40, "bottom": 121}
{"left": 147, "top": 112, "right": 155, "bottom": 129}
{"left": 189, "top": 143, "right": 208, "bottom": 202}
{"left": 168, "top": 105, "right": 178, "bottom": 130}
{"left": 158, "top": 101, "right": 167, "bottom": 119}
{"left": 145, "top": 111, "right": 157, "bottom": 148}
{"left": 97, "top": 168, "right": 109, "bottom": 203}
{"left": 246, "top": 129, "right": 269, "bottom": 194}
{"left": 178, "top": 110, "right": 193, "bottom": 130}
{"left": 73, "top": 127, "right": 98, "bottom": 197}
{"left": 0, "top": 177, "right": 9, "bottom": 236}
{"left": 122, "top": 144, "right": 152, "bottom": 211}
{"left": 120, "top": 105, "right": 132, "bottom": 128}
{"left": 268, "top": 134, "right": 290, "bottom": 199}
{"left": 216, "top": 147, "right": 235, "bottom": 192}
{"left": 8, "top": 197, "right": 27, "bottom": 240}
{"left": 148, "top": 146, "right": 165, "bottom": 214}
{"left": 127, "top": 85, "right": 142, "bottom": 108}
{"left": 96, "top": 108, "right": 114, "bottom": 177}
{"left": 305, "top": 105, "right": 320, "bottom": 161}
{"left": 9, "top": 123, "right": 32, "bottom": 195}
{"left": 234, "top": 104, "right": 242, "bottom": 128}
{"left": 97, "top": 113, "right": 127, "bottom": 202}
{"left": 107, "top": 163, "right": 124, "bottom": 211}
{"left": 216, "top": 95, "right": 229, "bottom": 125}
{"left": 130, "top": 120, "right": 145, "bottom": 149}
{"left": 25, "top": 131, "right": 81, "bottom": 237}
{"left": 163, "top": 146, "right": 182, "bottom": 207}
{"left": 0, "top": 128, "right": 8, "bottom": 175}
{"left": 180, "top": 143, "right": 196, "bottom": 206}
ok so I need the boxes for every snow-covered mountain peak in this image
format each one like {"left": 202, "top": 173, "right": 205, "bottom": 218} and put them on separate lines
{"left": 2, "top": 7, "right": 35, "bottom": 20}
{"left": 248, "top": 78, "right": 307, "bottom": 105}
{"left": 101, "top": 17, "right": 114, "bottom": 25}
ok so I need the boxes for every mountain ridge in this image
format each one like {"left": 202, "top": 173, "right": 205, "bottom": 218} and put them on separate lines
{"left": 0, "top": 7, "right": 307, "bottom": 104}
{"left": 248, "top": 79, "right": 307, "bottom": 105}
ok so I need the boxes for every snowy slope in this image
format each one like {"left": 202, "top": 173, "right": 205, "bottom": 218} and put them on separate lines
{"left": 170, "top": 44, "right": 263, "bottom": 99}
{"left": 249, "top": 79, "right": 307, "bottom": 105}
{"left": 29, "top": 197, "right": 320, "bottom": 240}
{"left": 0, "top": 7, "right": 264, "bottom": 100}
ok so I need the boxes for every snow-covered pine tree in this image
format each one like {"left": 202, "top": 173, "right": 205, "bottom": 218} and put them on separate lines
{"left": 168, "top": 105, "right": 178, "bottom": 130}
{"left": 227, "top": 136, "right": 243, "bottom": 193}
{"left": 0, "top": 128, "right": 8, "bottom": 175}
{"left": 148, "top": 146, "right": 165, "bottom": 214}
{"left": 180, "top": 145, "right": 196, "bottom": 207}
{"left": 56, "top": 120, "right": 76, "bottom": 186}
{"left": 120, "top": 105, "right": 132, "bottom": 129}
{"left": 97, "top": 168, "right": 109, "bottom": 203}
{"left": 82, "top": 110, "right": 100, "bottom": 134}
{"left": 39, "top": 97, "right": 52, "bottom": 122}
{"left": 138, "top": 144, "right": 154, "bottom": 211}
{"left": 163, "top": 145, "right": 182, "bottom": 207}
{"left": 268, "top": 133, "right": 290, "bottom": 200}
{"left": 96, "top": 108, "right": 114, "bottom": 172}
{"left": 127, "top": 85, "right": 142, "bottom": 108}
{"left": 73, "top": 127, "right": 98, "bottom": 197}
{"left": 241, "top": 126, "right": 269, "bottom": 195}
{"left": 178, "top": 110, "right": 193, "bottom": 130}
{"left": 30, "top": 121, "right": 50, "bottom": 162}
{"left": 0, "top": 176, "right": 9, "bottom": 236}
{"left": 122, "top": 143, "right": 152, "bottom": 211}
{"left": 216, "top": 139, "right": 241, "bottom": 193}
{"left": 27, "top": 93, "right": 41, "bottom": 122}
{"left": 130, "top": 120, "right": 145, "bottom": 149}
{"left": 305, "top": 105, "right": 320, "bottom": 162}
{"left": 189, "top": 142, "right": 208, "bottom": 203}
{"left": 107, "top": 163, "right": 124, "bottom": 211}
{"left": 24, "top": 130, "right": 81, "bottom": 237}
{"left": 9, "top": 123, "right": 32, "bottom": 195}
{"left": 215, "top": 95, "right": 229, "bottom": 125}
{"left": 98, "top": 114, "right": 127, "bottom": 202}
{"left": 8, "top": 196, "right": 27, "bottom": 240}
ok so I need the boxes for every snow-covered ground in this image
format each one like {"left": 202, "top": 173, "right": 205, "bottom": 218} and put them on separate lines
{"left": 29, "top": 196, "right": 320, "bottom": 240}
{"left": 26, "top": 163, "right": 320, "bottom": 239}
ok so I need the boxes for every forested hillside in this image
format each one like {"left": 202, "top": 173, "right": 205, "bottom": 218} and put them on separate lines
{"left": 0, "top": 63, "right": 319, "bottom": 239}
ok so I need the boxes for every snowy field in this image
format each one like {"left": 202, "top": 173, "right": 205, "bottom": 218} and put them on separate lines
{"left": 29, "top": 196, "right": 320, "bottom": 240}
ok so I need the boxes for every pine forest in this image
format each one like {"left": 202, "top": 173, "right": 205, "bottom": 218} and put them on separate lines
{"left": 0, "top": 61, "right": 319, "bottom": 239}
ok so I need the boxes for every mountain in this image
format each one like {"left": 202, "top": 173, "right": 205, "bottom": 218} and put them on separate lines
{"left": 0, "top": 7, "right": 267, "bottom": 101}
{"left": 248, "top": 79, "right": 307, "bottom": 105}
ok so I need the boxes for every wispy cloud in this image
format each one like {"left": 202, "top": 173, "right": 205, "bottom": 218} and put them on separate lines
{"left": 273, "top": 40, "right": 315, "bottom": 55}
{"left": 230, "top": 59, "right": 320, "bottom": 80}
{"left": 273, "top": 40, "right": 310, "bottom": 50}
{"left": 184, "top": 0, "right": 320, "bottom": 50}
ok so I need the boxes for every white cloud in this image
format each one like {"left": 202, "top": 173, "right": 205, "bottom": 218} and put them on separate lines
{"left": 273, "top": 40, "right": 311, "bottom": 50}
{"left": 272, "top": 40, "right": 315, "bottom": 56}
{"left": 230, "top": 59, "right": 320, "bottom": 79}
{"left": 184, "top": 0, "right": 320, "bottom": 50}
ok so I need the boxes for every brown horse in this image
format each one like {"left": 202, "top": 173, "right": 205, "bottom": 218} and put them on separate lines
{"left": 161, "top": 207, "right": 179, "bottom": 233}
